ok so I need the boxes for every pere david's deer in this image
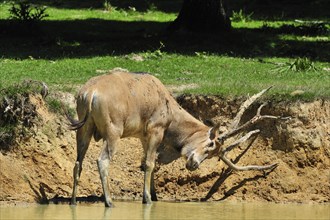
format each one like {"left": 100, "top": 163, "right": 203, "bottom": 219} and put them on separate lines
{"left": 67, "top": 70, "right": 284, "bottom": 207}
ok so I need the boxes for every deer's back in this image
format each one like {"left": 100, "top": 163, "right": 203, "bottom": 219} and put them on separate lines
{"left": 77, "top": 71, "right": 177, "bottom": 138}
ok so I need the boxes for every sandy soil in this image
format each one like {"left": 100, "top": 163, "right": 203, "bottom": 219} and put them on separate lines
{"left": 0, "top": 93, "right": 329, "bottom": 205}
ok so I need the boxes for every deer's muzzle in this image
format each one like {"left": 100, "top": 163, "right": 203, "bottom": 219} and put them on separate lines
{"left": 186, "top": 153, "right": 200, "bottom": 171}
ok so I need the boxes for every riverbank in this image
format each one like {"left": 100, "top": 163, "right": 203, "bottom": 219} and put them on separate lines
{"left": 0, "top": 93, "right": 329, "bottom": 205}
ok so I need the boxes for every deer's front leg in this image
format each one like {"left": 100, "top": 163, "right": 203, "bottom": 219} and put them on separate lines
{"left": 142, "top": 127, "right": 163, "bottom": 204}
{"left": 143, "top": 157, "right": 155, "bottom": 204}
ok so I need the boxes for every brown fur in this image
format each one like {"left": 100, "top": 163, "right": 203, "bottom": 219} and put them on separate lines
{"left": 69, "top": 71, "right": 221, "bottom": 207}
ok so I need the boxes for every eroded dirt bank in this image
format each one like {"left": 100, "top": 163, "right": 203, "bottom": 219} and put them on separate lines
{"left": 0, "top": 94, "right": 329, "bottom": 205}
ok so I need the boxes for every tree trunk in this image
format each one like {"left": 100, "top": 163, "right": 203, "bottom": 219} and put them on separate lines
{"left": 168, "top": 0, "right": 231, "bottom": 33}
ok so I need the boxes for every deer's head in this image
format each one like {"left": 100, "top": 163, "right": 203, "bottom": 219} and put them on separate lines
{"left": 182, "top": 123, "right": 221, "bottom": 171}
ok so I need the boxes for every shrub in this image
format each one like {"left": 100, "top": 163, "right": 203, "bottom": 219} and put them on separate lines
{"left": 0, "top": 80, "right": 47, "bottom": 150}
{"left": 103, "top": 0, "right": 114, "bottom": 12}
{"left": 142, "top": 42, "right": 166, "bottom": 59}
{"left": 9, "top": 1, "right": 48, "bottom": 22}
{"left": 231, "top": 9, "right": 253, "bottom": 22}
{"left": 274, "top": 57, "right": 318, "bottom": 73}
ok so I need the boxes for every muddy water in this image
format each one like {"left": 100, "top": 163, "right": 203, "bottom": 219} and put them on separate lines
{"left": 1, "top": 201, "right": 329, "bottom": 220}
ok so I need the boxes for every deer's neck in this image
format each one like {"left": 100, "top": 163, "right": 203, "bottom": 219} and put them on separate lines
{"left": 165, "top": 104, "right": 208, "bottom": 152}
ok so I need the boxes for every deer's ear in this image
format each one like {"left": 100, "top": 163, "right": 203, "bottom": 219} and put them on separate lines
{"left": 209, "top": 123, "right": 220, "bottom": 140}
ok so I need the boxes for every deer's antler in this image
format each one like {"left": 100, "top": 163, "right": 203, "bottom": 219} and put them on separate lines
{"left": 217, "top": 87, "right": 290, "bottom": 172}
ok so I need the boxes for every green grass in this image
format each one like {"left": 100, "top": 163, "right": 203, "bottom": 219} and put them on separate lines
{"left": 0, "top": 1, "right": 329, "bottom": 100}
{"left": 0, "top": 1, "right": 176, "bottom": 21}
{"left": 1, "top": 54, "right": 329, "bottom": 99}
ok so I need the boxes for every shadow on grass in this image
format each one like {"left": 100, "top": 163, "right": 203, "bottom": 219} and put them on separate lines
{"left": 2, "top": 0, "right": 329, "bottom": 20}
{"left": 0, "top": 18, "right": 328, "bottom": 61}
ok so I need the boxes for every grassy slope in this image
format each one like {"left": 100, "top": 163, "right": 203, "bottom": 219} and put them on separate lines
{"left": 0, "top": 1, "right": 329, "bottom": 99}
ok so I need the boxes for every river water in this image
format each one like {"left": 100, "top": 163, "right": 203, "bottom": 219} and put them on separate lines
{"left": 1, "top": 201, "right": 329, "bottom": 220}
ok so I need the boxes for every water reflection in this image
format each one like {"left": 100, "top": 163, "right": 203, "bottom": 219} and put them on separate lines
{"left": 0, "top": 201, "right": 329, "bottom": 220}
{"left": 143, "top": 203, "right": 153, "bottom": 220}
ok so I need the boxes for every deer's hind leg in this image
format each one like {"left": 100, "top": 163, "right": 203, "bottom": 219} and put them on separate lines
{"left": 96, "top": 123, "right": 119, "bottom": 208}
{"left": 71, "top": 122, "right": 94, "bottom": 205}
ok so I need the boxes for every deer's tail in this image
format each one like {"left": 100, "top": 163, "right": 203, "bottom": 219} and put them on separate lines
{"left": 66, "top": 111, "right": 89, "bottom": 131}
{"left": 63, "top": 91, "right": 95, "bottom": 131}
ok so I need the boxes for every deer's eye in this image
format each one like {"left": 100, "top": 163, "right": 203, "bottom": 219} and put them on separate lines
{"left": 208, "top": 142, "right": 214, "bottom": 148}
